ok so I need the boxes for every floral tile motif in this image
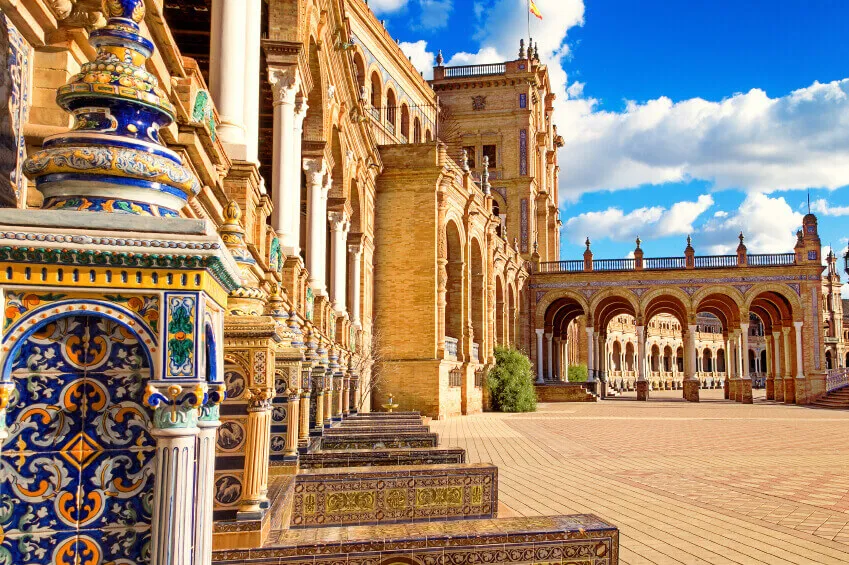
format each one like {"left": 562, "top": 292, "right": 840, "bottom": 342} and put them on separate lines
{"left": 1, "top": 314, "right": 154, "bottom": 565}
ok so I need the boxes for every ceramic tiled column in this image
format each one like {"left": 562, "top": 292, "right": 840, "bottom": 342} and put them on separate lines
{"left": 238, "top": 388, "right": 272, "bottom": 518}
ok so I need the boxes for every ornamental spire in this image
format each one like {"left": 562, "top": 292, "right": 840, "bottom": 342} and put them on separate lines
{"left": 23, "top": 0, "right": 199, "bottom": 216}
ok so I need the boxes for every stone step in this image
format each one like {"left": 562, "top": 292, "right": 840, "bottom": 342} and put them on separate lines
{"left": 290, "top": 463, "right": 498, "bottom": 528}
{"left": 323, "top": 425, "right": 431, "bottom": 435}
{"left": 299, "top": 447, "right": 466, "bottom": 469}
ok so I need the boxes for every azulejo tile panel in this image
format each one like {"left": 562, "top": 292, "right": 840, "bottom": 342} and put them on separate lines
{"left": 290, "top": 463, "right": 497, "bottom": 528}
{"left": 1, "top": 314, "right": 155, "bottom": 565}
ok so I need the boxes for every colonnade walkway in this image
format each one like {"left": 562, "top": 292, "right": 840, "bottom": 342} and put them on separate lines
{"left": 430, "top": 391, "right": 849, "bottom": 565}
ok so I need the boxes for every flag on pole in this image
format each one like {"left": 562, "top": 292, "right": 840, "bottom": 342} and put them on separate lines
{"left": 529, "top": 0, "right": 543, "bottom": 20}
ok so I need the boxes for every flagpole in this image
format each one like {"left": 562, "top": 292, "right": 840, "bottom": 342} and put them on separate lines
{"left": 527, "top": 0, "right": 531, "bottom": 45}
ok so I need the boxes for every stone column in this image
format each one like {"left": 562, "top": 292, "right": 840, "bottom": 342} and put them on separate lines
{"left": 545, "top": 332, "right": 553, "bottom": 381}
{"left": 268, "top": 67, "right": 299, "bottom": 250}
{"left": 349, "top": 243, "right": 363, "bottom": 326}
{"left": 782, "top": 326, "right": 795, "bottom": 403}
{"left": 194, "top": 400, "right": 221, "bottom": 565}
{"left": 739, "top": 323, "right": 752, "bottom": 403}
{"left": 329, "top": 212, "right": 350, "bottom": 314}
{"left": 238, "top": 388, "right": 271, "bottom": 518}
{"left": 244, "top": 0, "right": 262, "bottom": 163}
{"left": 298, "top": 368, "right": 311, "bottom": 447}
{"left": 285, "top": 388, "right": 300, "bottom": 458}
{"left": 351, "top": 375, "right": 361, "bottom": 413}
{"left": 772, "top": 331, "right": 784, "bottom": 402}
{"left": 149, "top": 404, "right": 200, "bottom": 565}
{"left": 342, "top": 374, "right": 351, "bottom": 416}
{"left": 209, "top": 0, "right": 247, "bottom": 156}
{"left": 312, "top": 367, "right": 325, "bottom": 434}
{"left": 636, "top": 325, "right": 648, "bottom": 400}
{"left": 324, "top": 368, "right": 334, "bottom": 426}
{"left": 535, "top": 328, "right": 545, "bottom": 383}
{"left": 793, "top": 320, "right": 806, "bottom": 404}
{"left": 288, "top": 96, "right": 308, "bottom": 256}
{"left": 563, "top": 338, "right": 570, "bottom": 381}
{"left": 684, "top": 325, "right": 700, "bottom": 402}
{"left": 304, "top": 159, "right": 329, "bottom": 295}
{"left": 586, "top": 327, "right": 595, "bottom": 382}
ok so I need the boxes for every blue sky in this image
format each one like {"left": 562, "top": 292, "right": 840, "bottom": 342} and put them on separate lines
{"left": 373, "top": 0, "right": 849, "bottom": 278}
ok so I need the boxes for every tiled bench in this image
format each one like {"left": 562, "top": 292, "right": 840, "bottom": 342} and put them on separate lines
{"left": 290, "top": 463, "right": 497, "bottom": 528}
{"left": 319, "top": 432, "right": 438, "bottom": 450}
{"left": 322, "top": 425, "right": 431, "bottom": 435}
{"left": 298, "top": 447, "right": 466, "bottom": 469}
{"left": 212, "top": 514, "right": 619, "bottom": 564}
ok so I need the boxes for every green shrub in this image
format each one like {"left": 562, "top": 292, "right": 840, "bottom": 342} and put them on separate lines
{"left": 567, "top": 364, "right": 588, "bottom": 382}
{"left": 486, "top": 346, "right": 537, "bottom": 412}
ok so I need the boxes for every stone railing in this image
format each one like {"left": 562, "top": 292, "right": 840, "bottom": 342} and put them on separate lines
{"left": 537, "top": 252, "right": 797, "bottom": 274}
{"left": 826, "top": 368, "right": 849, "bottom": 392}
{"left": 445, "top": 336, "right": 459, "bottom": 360}
{"left": 443, "top": 63, "right": 506, "bottom": 78}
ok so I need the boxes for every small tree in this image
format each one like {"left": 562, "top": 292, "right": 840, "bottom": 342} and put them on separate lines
{"left": 350, "top": 326, "right": 397, "bottom": 411}
{"left": 486, "top": 346, "right": 537, "bottom": 412}
{"left": 568, "top": 364, "right": 588, "bottom": 382}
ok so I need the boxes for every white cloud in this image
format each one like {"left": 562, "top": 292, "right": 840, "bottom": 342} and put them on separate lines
{"left": 713, "top": 211, "right": 728, "bottom": 218}
{"left": 399, "top": 40, "right": 436, "bottom": 79}
{"left": 811, "top": 197, "right": 849, "bottom": 216}
{"left": 445, "top": 47, "right": 506, "bottom": 67}
{"left": 699, "top": 194, "right": 802, "bottom": 254}
{"left": 417, "top": 0, "right": 453, "bottom": 30}
{"left": 558, "top": 79, "right": 849, "bottom": 199}
{"left": 369, "top": 0, "right": 409, "bottom": 14}
{"left": 562, "top": 195, "right": 713, "bottom": 245}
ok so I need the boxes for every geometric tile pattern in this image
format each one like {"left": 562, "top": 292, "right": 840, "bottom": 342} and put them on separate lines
{"left": 0, "top": 314, "right": 154, "bottom": 565}
{"left": 290, "top": 463, "right": 497, "bottom": 528}
{"left": 430, "top": 389, "right": 849, "bottom": 565}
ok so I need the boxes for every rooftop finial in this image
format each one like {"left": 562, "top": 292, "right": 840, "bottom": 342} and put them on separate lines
{"left": 738, "top": 231, "right": 745, "bottom": 245}
{"left": 635, "top": 236, "right": 641, "bottom": 249}
{"left": 461, "top": 148, "right": 470, "bottom": 173}
{"left": 534, "top": 41, "right": 540, "bottom": 60}
{"left": 519, "top": 38, "right": 526, "bottom": 59}
{"left": 436, "top": 50, "right": 444, "bottom": 66}
{"left": 23, "top": 0, "right": 199, "bottom": 216}
{"left": 807, "top": 190, "right": 811, "bottom": 214}
{"left": 585, "top": 237, "right": 591, "bottom": 250}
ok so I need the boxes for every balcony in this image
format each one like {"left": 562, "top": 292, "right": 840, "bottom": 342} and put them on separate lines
{"left": 445, "top": 337, "right": 458, "bottom": 360}
{"left": 471, "top": 342, "right": 480, "bottom": 363}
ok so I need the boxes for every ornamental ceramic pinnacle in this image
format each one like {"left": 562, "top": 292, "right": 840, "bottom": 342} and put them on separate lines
{"left": 23, "top": 0, "right": 199, "bottom": 217}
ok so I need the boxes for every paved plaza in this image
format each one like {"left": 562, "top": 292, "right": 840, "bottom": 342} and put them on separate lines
{"left": 430, "top": 390, "right": 849, "bottom": 565}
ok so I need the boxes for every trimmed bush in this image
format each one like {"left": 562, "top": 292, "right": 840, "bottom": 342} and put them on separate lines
{"left": 567, "top": 364, "right": 588, "bottom": 382}
{"left": 486, "top": 346, "right": 537, "bottom": 412}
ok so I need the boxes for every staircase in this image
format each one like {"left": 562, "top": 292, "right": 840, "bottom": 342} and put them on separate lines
{"left": 811, "top": 385, "right": 849, "bottom": 409}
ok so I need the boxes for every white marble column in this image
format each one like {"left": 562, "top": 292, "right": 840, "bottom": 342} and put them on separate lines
{"left": 586, "top": 327, "right": 595, "bottom": 382}
{"left": 193, "top": 415, "right": 219, "bottom": 565}
{"left": 289, "top": 96, "right": 308, "bottom": 255}
{"left": 348, "top": 242, "right": 363, "bottom": 326}
{"left": 636, "top": 326, "right": 646, "bottom": 382}
{"left": 794, "top": 321, "right": 804, "bottom": 378}
{"left": 535, "top": 328, "right": 545, "bottom": 383}
{"left": 545, "top": 332, "right": 553, "bottom": 380}
{"left": 563, "top": 338, "right": 570, "bottom": 381}
{"left": 740, "top": 323, "right": 750, "bottom": 379}
{"left": 150, "top": 420, "right": 199, "bottom": 565}
{"left": 268, "top": 67, "right": 299, "bottom": 246}
{"left": 686, "top": 325, "right": 697, "bottom": 380}
{"left": 772, "top": 331, "right": 782, "bottom": 378}
{"left": 553, "top": 337, "right": 561, "bottom": 379}
{"left": 304, "top": 159, "right": 329, "bottom": 295}
{"left": 244, "top": 0, "right": 262, "bottom": 163}
{"left": 210, "top": 0, "right": 247, "bottom": 157}
{"left": 329, "top": 211, "right": 350, "bottom": 314}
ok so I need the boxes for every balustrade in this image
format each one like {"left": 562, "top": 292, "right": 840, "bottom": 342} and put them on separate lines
{"left": 534, "top": 252, "right": 797, "bottom": 274}
{"left": 443, "top": 63, "right": 506, "bottom": 78}
{"left": 826, "top": 368, "right": 849, "bottom": 392}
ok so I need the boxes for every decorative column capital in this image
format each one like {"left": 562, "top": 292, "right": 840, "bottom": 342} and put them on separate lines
{"left": 328, "top": 210, "right": 350, "bottom": 232}
{"left": 294, "top": 94, "right": 309, "bottom": 122}
{"left": 793, "top": 320, "right": 803, "bottom": 329}
{"left": 348, "top": 241, "right": 363, "bottom": 255}
{"left": 199, "top": 382, "right": 227, "bottom": 422}
{"left": 268, "top": 66, "right": 300, "bottom": 106}
{"left": 245, "top": 387, "right": 273, "bottom": 411}
{"left": 303, "top": 158, "right": 327, "bottom": 187}
{"left": 144, "top": 383, "right": 206, "bottom": 429}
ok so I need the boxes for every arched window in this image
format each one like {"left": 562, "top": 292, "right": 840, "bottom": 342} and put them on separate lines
{"left": 353, "top": 53, "right": 366, "bottom": 96}
{"left": 400, "top": 104, "right": 410, "bottom": 139}
{"left": 413, "top": 117, "right": 421, "bottom": 142}
{"left": 386, "top": 89, "right": 396, "bottom": 128}
{"left": 425, "top": 128, "right": 432, "bottom": 142}
{"left": 370, "top": 71, "right": 381, "bottom": 108}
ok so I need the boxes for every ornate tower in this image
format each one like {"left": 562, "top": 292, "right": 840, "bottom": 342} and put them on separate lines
{"left": 1, "top": 2, "right": 240, "bottom": 564}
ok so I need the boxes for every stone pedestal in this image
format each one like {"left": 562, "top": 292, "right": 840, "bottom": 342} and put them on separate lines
{"left": 783, "top": 378, "right": 796, "bottom": 404}
{"left": 724, "top": 377, "right": 730, "bottom": 399}
{"left": 683, "top": 379, "right": 700, "bottom": 402}
{"left": 774, "top": 377, "right": 784, "bottom": 402}
{"left": 794, "top": 378, "right": 808, "bottom": 404}
{"left": 636, "top": 380, "right": 649, "bottom": 401}
{"left": 766, "top": 377, "right": 775, "bottom": 400}
{"left": 740, "top": 379, "right": 753, "bottom": 404}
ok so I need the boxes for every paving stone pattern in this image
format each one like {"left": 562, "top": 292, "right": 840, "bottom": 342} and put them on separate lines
{"left": 430, "top": 389, "right": 849, "bottom": 565}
